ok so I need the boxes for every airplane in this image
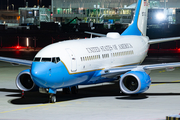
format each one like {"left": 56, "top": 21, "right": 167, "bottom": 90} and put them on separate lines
{"left": 1, "top": 0, "right": 180, "bottom": 103}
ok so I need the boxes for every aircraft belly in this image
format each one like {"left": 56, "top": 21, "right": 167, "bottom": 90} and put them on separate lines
{"left": 61, "top": 71, "right": 96, "bottom": 88}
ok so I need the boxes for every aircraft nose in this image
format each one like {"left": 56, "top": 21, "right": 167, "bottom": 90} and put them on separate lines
{"left": 31, "top": 62, "right": 66, "bottom": 89}
{"left": 31, "top": 62, "right": 50, "bottom": 87}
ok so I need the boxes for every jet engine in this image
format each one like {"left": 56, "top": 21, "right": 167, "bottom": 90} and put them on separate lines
{"left": 16, "top": 69, "right": 38, "bottom": 91}
{"left": 119, "top": 71, "right": 151, "bottom": 94}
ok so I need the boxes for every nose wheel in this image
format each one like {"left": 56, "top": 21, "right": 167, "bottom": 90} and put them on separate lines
{"left": 49, "top": 94, "right": 56, "bottom": 103}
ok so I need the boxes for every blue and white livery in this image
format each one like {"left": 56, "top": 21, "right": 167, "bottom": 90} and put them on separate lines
{"left": 1, "top": 0, "right": 180, "bottom": 103}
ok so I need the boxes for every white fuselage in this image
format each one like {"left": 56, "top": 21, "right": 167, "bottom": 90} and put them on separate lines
{"left": 35, "top": 35, "right": 150, "bottom": 74}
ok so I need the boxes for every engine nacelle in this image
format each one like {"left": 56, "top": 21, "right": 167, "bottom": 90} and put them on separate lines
{"left": 16, "top": 69, "right": 38, "bottom": 91}
{"left": 119, "top": 71, "right": 151, "bottom": 94}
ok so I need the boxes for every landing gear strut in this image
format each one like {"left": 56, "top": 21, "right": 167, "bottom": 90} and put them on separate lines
{"left": 62, "top": 87, "right": 70, "bottom": 94}
{"left": 62, "top": 86, "right": 78, "bottom": 94}
{"left": 49, "top": 94, "right": 56, "bottom": 103}
{"left": 71, "top": 86, "right": 78, "bottom": 94}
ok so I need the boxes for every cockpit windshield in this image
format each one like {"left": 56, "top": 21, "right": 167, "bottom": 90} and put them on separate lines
{"left": 52, "top": 57, "right": 61, "bottom": 63}
{"left": 56, "top": 57, "right": 60, "bottom": 63}
{"left": 33, "top": 57, "right": 61, "bottom": 63}
{"left": 34, "top": 57, "right": 41, "bottom": 62}
{"left": 41, "top": 58, "right": 51, "bottom": 62}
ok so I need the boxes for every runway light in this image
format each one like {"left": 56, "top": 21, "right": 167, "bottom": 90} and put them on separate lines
{"left": 16, "top": 45, "right": 21, "bottom": 49}
{"left": 156, "top": 13, "right": 165, "bottom": 21}
{"left": 26, "top": 38, "right": 29, "bottom": 47}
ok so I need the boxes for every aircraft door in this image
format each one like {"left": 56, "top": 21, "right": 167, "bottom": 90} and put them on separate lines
{"left": 66, "top": 48, "right": 77, "bottom": 72}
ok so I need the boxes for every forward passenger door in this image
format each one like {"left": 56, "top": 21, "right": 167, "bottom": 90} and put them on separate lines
{"left": 66, "top": 48, "right": 77, "bottom": 72}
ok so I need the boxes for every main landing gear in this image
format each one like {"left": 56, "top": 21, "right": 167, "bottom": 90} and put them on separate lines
{"left": 62, "top": 86, "right": 78, "bottom": 94}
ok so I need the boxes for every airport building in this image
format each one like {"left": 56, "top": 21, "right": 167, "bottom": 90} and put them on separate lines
{"left": 51, "top": 0, "right": 180, "bottom": 25}
{"left": 19, "top": 7, "right": 51, "bottom": 26}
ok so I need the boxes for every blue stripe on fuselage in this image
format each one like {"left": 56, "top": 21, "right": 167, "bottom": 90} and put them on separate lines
{"left": 121, "top": 0, "right": 142, "bottom": 36}
{"left": 31, "top": 61, "right": 103, "bottom": 89}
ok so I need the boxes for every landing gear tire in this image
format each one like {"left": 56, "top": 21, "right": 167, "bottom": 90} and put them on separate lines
{"left": 49, "top": 94, "right": 56, "bottom": 103}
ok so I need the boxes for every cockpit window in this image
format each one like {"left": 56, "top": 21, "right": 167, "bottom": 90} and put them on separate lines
{"left": 52, "top": 57, "right": 60, "bottom": 63}
{"left": 56, "top": 57, "right": 60, "bottom": 63}
{"left": 52, "top": 57, "right": 56, "bottom": 63}
{"left": 41, "top": 58, "right": 51, "bottom": 62}
{"left": 33, "top": 57, "right": 60, "bottom": 63}
{"left": 33, "top": 57, "right": 41, "bottom": 62}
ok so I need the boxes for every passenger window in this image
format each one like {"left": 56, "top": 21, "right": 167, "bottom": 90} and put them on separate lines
{"left": 33, "top": 57, "right": 41, "bottom": 62}
{"left": 41, "top": 58, "right": 51, "bottom": 62}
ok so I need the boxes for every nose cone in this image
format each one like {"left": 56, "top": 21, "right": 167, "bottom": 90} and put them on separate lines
{"left": 31, "top": 62, "right": 50, "bottom": 88}
{"left": 31, "top": 62, "right": 65, "bottom": 88}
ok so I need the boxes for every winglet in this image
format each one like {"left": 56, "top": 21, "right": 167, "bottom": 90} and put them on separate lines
{"left": 121, "top": 0, "right": 148, "bottom": 36}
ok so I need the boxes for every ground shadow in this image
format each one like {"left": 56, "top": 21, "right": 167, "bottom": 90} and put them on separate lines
{"left": 7, "top": 82, "right": 123, "bottom": 105}
{"left": 0, "top": 88, "right": 20, "bottom": 93}
{"left": 116, "top": 94, "right": 148, "bottom": 100}
{"left": 1, "top": 81, "right": 180, "bottom": 105}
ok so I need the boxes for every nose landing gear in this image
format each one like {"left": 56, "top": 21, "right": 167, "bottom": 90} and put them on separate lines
{"left": 47, "top": 86, "right": 78, "bottom": 103}
{"left": 49, "top": 94, "right": 56, "bottom": 103}
{"left": 48, "top": 88, "right": 57, "bottom": 103}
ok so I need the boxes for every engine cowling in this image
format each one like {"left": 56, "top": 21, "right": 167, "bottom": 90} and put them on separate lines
{"left": 16, "top": 69, "right": 38, "bottom": 91}
{"left": 119, "top": 71, "right": 151, "bottom": 94}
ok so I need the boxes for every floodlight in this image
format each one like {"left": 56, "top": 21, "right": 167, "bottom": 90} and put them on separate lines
{"left": 156, "top": 13, "right": 165, "bottom": 21}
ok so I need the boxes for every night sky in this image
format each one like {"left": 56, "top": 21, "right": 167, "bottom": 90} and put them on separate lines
{"left": 0, "top": 0, "right": 51, "bottom": 10}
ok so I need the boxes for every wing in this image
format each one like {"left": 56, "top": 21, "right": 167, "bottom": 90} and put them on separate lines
{"left": 0, "top": 56, "right": 32, "bottom": 66}
{"left": 85, "top": 31, "right": 180, "bottom": 43}
{"left": 149, "top": 37, "right": 180, "bottom": 44}
{"left": 100, "top": 62, "right": 180, "bottom": 78}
